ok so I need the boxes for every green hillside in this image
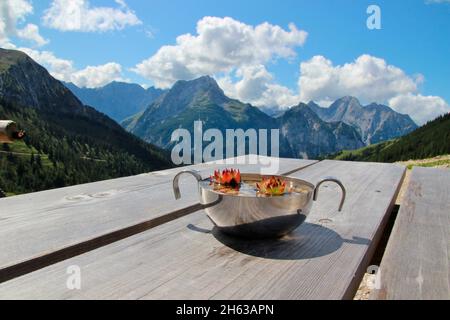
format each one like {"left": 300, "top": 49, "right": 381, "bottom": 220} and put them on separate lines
{"left": 0, "top": 48, "right": 173, "bottom": 196}
{"left": 0, "top": 100, "right": 172, "bottom": 196}
{"left": 331, "top": 113, "right": 450, "bottom": 162}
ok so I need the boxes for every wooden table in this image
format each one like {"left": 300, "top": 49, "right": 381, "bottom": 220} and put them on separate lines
{"left": 0, "top": 156, "right": 405, "bottom": 299}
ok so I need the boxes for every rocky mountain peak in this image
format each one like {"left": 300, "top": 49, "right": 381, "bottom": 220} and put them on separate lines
{"left": 328, "top": 96, "right": 363, "bottom": 116}
{"left": 0, "top": 48, "right": 83, "bottom": 113}
{"left": 170, "top": 75, "right": 227, "bottom": 105}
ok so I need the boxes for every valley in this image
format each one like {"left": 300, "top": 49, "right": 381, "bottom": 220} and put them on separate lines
{"left": 0, "top": 47, "right": 446, "bottom": 196}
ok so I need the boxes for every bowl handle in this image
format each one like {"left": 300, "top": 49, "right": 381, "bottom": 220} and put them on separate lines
{"left": 173, "top": 170, "right": 203, "bottom": 200}
{"left": 313, "top": 177, "right": 346, "bottom": 211}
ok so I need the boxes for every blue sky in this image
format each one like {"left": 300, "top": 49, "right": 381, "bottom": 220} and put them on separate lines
{"left": 1, "top": 0, "right": 449, "bottom": 124}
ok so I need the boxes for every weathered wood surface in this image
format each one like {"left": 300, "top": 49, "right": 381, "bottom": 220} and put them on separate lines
{"left": 0, "top": 155, "right": 315, "bottom": 283}
{"left": 371, "top": 167, "right": 450, "bottom": 300}
{"left": 0, "top": 160, "right": 405, "bottom": 299}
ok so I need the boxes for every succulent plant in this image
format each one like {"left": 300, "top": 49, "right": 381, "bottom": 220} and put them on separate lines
{"left": 256, "top": 176, "right": 287, "bottom": 196}
{"left": 210, "top": 168, "right": 241, "bottom": 188}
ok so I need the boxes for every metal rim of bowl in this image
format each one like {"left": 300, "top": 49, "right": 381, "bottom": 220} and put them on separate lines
{"left": 199, "top": 173, "right": 315, "bottom": 199}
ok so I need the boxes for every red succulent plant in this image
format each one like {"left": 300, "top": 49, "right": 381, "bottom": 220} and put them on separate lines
{"left": 256, "top": 176, "right": 287, "bottom": 196}
{"left": 210, "top": 168, "right": 241, "bottom": 188}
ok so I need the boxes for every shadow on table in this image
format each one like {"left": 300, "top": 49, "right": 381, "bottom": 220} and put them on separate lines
{"left": 188, "top": 222, "right": 370, "bottom": 260}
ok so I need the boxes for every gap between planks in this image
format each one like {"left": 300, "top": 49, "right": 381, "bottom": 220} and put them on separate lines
{"left": 343, "top": 165, "right": 406, "bottom": 299}
{"left": 0, "top": 160, "right": 318, "bottom": 284}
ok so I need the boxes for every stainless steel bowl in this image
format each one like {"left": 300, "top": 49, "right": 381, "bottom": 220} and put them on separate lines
{"left": 173, "top": 170, "right": 345, "bottom": 239}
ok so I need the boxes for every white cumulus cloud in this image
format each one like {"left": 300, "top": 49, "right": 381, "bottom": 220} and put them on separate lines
{"left": 70, "top": 62, "right": 126, "bottom": 88}
{"left": 133, "top": 16, "right": 307, "bottom": 88}
{"left": 298, "top": 54, "right": 420, "bottom": 104}
{"left": 16, "top": 23, "right": 49, "bottom": 47}
{"left": 19, "top": 47, "right": 74, "bottom": 80}
{"left": 0, "top": 0, "right": 48, "bottom": 47}
{"left": 295, "top": 54, "right": 449, "bottom": 123}
{"left": 217, "top": 65, "right": 298, "bottom": 108}
{"left": 389, "top": 94, "right": 450, "bottom": 125}
{"left": 19, "top": 47, "right": 126, "bottom": 88}
{"left": 219, "top": 53, "right": 449, "bottom": 124}
{"left": 42, "top": 0, "right": 142, "bottom": 32}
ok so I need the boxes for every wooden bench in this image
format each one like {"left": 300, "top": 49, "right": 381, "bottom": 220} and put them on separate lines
{"left": 371, "top": 167, "right": 450, "bottom": 300}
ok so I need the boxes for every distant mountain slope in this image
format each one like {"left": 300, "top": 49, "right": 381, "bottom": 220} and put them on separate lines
{"left": 125, "top": 76, "right": 290, "bottom": 152}
{"left": 0, "top": 48, "right": 172, "bottom": 195}
{"left": 64, "top": 81, "right": 165, "bottom": 122}
{"left": 278, "top": 103, "right": 364, "bottom": 158}
{"left": 308, "top": 96, "right": 417, "bottom": 144}
{"left": 132, "top": 76, "right": 230, "bottom": 124}
{"left": 331, "top": 112, "right": 450, "bottom": 162}
{"left": 0, "top": 50, "right": 84, "bottom": 114}
{"left": 124, "top": 76, "right": 364, "bottom": 159}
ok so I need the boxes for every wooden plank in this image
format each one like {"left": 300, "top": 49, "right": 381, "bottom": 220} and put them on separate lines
{"left": 0, "top": 160, "right": 405, "bottom": 299}
{"left": 0, "top": 155, "right": 316, "bottom": 283}
{"left": 371, "top": 167, "right": 450, "bottom": 300}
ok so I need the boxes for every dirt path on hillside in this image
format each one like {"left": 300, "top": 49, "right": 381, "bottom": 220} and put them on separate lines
{"left": 0, "top": 150, "right": 35, "bottom": 156}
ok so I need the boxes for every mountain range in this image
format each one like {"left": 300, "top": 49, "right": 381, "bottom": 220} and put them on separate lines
{"left": 0, "top": 48, "right": 171, "bottom": 195}
{"left": 121, "top": 76, "right": 416, "bottom": 159}
{"left": 332, "top": 112, "right": 450, "bottom": 162}
{"left": 64, "top": 81, "right": 165, "bottom": 122}
{"left": 277, "top": 103, "right": 364, "bottom": 158}
{"left": 307, "top": 97, "right": 417, "bottom": 144}
{"left": 122, "top": 76, "right": 283, "bottom": 148}
{"left": 0, "top": 47, "right": 439, "bottom": 196}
